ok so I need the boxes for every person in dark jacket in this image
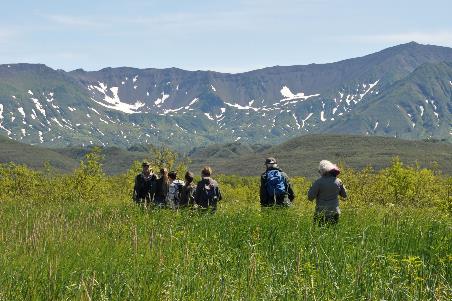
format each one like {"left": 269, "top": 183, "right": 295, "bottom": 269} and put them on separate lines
{"left": 194, "top": 166, "right": 222, "bottom": 212}
{"left": 180, "top": 171, "right": 196, "bottom": 207}
{"left": 308, "top": 160, "right": 347, "bottom": 226}
{"left": 133, "top": 161, "right": 157, "bottom": 205}
{"left": 154, "top": 168, "right": 169, "bottom": 207}
{"left": 260, "top": 157, "right": 295, "bottom": 207}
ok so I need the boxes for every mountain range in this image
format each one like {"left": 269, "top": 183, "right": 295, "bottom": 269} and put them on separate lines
{"left": 0, "top": 42, "right": 451, "bottom": 151}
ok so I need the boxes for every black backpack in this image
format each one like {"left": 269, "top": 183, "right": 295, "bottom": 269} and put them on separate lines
{"left": 198, "top": 181, "right": 219, "bottom": 208}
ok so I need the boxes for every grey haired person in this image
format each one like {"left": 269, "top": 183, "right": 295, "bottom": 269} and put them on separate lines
{"left": 308, "top": 160, "right": 347, "bottom": 225}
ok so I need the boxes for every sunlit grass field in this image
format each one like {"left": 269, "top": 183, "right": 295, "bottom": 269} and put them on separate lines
{"left": 0, "top": 151, "right": 451, "bottom": 300}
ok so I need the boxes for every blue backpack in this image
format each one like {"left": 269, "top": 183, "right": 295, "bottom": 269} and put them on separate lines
{"left": 265, "top": 170, "right": 286, "bottom": 196}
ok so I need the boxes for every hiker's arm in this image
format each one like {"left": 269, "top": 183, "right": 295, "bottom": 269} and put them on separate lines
{"left": 149, "top": 178, "right": 156, "bottom": 201}
{"left": 259, "top": 176, "right": 267, "bottom": 204}
{"left": 132, "top": 176, "right": 138, "bottom": 201}
{"left": 217, "top": 186, "right": 222, "bottom": 202}
{"left": 188, "top": 186, "right": 195, "bottom": 205}
{"left": 307, "top": 181, "right": 319, "bottom": 201}
{"left": 194, "top": 183, "right": 202, "bottom": 205}
{"left": 285, "top": 175, "right": 295, "bottom": 201}
{"left": 338, "top": 179, "right": 347, "bottom": 199}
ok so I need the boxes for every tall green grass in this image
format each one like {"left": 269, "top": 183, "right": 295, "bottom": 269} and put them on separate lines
{"left": 0, "top": 152, "right": 451, "bottom": 300}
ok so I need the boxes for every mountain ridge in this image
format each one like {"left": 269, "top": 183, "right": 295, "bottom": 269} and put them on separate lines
{"left": 1, "top": 42, "right": 451, "bottom": 151}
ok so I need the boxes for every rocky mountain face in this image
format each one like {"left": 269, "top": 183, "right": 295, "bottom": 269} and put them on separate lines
{"left": 0, "top": 42, "right": 451, "bottom": 151}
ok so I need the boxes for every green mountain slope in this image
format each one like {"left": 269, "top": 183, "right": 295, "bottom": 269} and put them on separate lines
{"left": 322, "top": 62, "right": 452, "bottom": 140}
{"left": 2, "top": 134, "right": 450, "bottom": 178}
{"left": 189, "top": 135, "right": 452, "bottom": 178}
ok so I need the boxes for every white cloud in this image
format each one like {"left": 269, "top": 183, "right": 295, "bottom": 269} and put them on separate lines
{"left": 45, "top": 14, "right": 109, "bottom": 29}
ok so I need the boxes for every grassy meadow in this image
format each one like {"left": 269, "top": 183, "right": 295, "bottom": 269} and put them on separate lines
{"left": 0, "top": 150, "right": 451, "bottom": 300}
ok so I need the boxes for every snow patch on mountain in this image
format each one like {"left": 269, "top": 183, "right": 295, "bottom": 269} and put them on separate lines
{"left": 204, "top": 113, "right": 214, "bottom": 120}
{"left": 301, "top": 113, "right": 313, "bottom": 128}
{"left": 88, "top": 107, "right": 101, "bottom": 115}
{"left": 51, "top": 118, "right": 64, "bottom": 128}
{"left": 359, "top": 80, "right": 379, "bottom": 99}
{"left": 163, "top": 107, "right": 184, "bottom": 114}
{"left": 154, "top": 92, "right": 170, "bottom": 106}
{"left": 280, "top": 86, "right": 320, "bottom": 102}
{"left": 90, "top": 82, "right": 145, "bottom": 113}
{"left": 18, "top": 107, "right": 25, "bottom": 118}
{"left": 292, "top": 113, "right": 301, "bottom": 129}
{"left": 38, "top": 131, "right": 43, "bottom": 143}
{"left": 0, "top": 104, "right": 10, "bottom": 136}
{"left": 31, "top": 98, "right": 46, "bottom": 117}
{"left": 211, "top": 85, "right": 216, "bottom": 92}
{"left": 189, "top": 98, "right": 198, "bottom": 106}
{"left": 224, "top": 101, "right": 259, "bottom": 111}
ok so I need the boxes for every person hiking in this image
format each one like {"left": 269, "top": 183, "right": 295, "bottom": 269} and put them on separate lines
{"left": 194, "top": 166, "right": 222, "bottom": 212}
{"left": 167, "top": 171, "right": 184, "bottom": 209}
{"left": 308, "top": 160, "right": 347, "bottom": 226}
{"left": 260, "top": 157, "right": 295, "bottom": 207}
{"left": 133, "top": 161, "right": 157, "bottom": 206}
{"left": 180, "top": 171, "right": 196, "bottom": 207}
{"left": 154, "top": 168, "right": 169, "bottom": 208}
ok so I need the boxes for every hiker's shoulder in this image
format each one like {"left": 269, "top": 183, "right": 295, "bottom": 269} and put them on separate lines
{"left": 208, "top": 177, "right": 219, "bottom": 186}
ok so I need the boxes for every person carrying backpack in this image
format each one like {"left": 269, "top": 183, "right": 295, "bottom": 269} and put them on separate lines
{"left": 308, "top": 160, "right": 347, "bottom": 226}
{"left": 167, "top": 171, "right": 184, "bottom": 209}
{"left": 194, "top": 166, "right": 222, "bottom": 212}
{"left": 180, "top": 171, "right": 196, "bottom": 207}
{"left": 260, "top": 157, "right": 295, "bottom": 207}
{"left": 154, "top": 168, "right": 169, "bottom": 208}
{"left": 133, "top": 161, "right": 157, "bottom": 206}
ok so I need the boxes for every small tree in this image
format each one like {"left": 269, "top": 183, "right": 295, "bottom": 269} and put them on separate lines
{"left": 68, "top": 147, "right": 110, "bottom": 203}
{"left": 148, "top": 145, "right": 191, "bottom": 176}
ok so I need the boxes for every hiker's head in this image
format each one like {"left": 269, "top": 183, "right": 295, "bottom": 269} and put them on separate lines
{"left": 142, "top": 161, "right": 151, "bottom": 173}
{"left": 160, "top": 168, "right": 168, "bottom": 177}
{"left": 318, "top": 160, "right": 340, "bottom": 176}
{"left": 185, "top": 171, "right": 194, "bottom": 184}
{"left": 168, "top": 171, "right": 177, "bottom": 180}
{"left": 201, "top": 166, "right": 212, "bottom": 177}
{"left": 265, "top": 157, "right": 278, "bottom": 169}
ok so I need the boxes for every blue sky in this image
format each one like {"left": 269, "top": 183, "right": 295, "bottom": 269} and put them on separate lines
{"left": 1, "top": 0, "right": 451, "bottom": 73}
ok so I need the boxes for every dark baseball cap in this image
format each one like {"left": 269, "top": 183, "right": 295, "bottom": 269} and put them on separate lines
{"left": 265, "top": 157, "right": 277, "bottom": 164}
{"left": 142, "top": 161, "right": 150, "bottom": 167}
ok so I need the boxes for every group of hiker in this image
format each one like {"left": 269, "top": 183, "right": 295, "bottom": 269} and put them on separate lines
{"left": 133, "top": 157, "right": 347, "bottom": 225}
{"left": 133, "top": 164, "right": 222, "bottom": 211}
